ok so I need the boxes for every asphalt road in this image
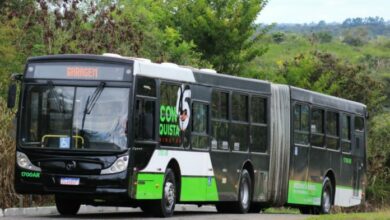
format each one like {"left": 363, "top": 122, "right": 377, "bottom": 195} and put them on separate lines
{"left": 1, "top": 206, "right": 308, "bottom": 220}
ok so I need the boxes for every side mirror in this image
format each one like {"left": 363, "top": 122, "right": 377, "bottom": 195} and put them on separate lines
{"left": 7, "top": 83, "right": 17, "bottom": 109}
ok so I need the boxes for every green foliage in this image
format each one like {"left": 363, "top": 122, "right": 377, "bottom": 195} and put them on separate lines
{"left": 315, "top": 31, "right": 333, "bottom": 43}
{"left": 279, "top": 51, "right": 385, "bottom": 114}
{"left": 343, "top": 27, "right": 370, "bottom": 47}
{"left": 170, "top": 0, "right": 269, "bottom": 73}
{"left": 272, "top": 32, "right": 286, "bottom": 44}
{"left": 367, "top": 113, "right": 390, "bottom": 207}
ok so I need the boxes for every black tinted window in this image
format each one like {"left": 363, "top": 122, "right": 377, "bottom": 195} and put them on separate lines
{"left": 294, "top": 104, "right": 310, "bottom": 145}
{"left": 355, "top": 117, "right": 364, "bottom": 132}
{"left": 326, "top": 112, "right": 339, "bottom": 136}
{"left": 192, "top": 103, "right": 208, "bottom": 134}
{"left": 232, "top": 93, "right": 248, "bottom": 121}
{"left": 212, "top": 91, "right": 229, "bottom": 120}
{"left": 251, "top": 96, "right": 266, "bottom": 124}
{"left": 137, "top": 77, "right": 156, "bottom": 97}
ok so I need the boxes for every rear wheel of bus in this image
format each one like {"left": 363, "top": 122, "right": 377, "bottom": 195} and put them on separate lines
{"left": 216, "top": 169, "right": 252, "bottom": 213}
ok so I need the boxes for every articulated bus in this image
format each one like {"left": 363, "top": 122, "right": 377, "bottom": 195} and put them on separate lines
{"left": 7, "top": 54, "right": 367, "bottom": 217}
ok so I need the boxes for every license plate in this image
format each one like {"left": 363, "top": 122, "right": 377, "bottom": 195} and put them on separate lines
{"left": 60, "top": 177, "right": 80, "bottom": 186}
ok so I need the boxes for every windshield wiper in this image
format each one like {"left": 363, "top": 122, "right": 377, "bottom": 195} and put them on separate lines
{"left": 81, "top": 82, "right": 105, "bottom": 130}
{"left": 48, "top": 81, "right": 64, "bottom": 113}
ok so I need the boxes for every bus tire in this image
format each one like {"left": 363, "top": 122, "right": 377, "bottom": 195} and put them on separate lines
{"left": 320, "top": 177, "right": 333, "bottom": 214}
{"left": 151, "top": 168, "right": 176, "bottom": 217}
{"left": 55, "top": 195, "right": 80, "bottom": 216}
{"left": 236, "top": 169, "right": 252, "bottom": 213}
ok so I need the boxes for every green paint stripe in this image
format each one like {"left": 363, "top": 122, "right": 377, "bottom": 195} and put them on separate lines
{"left": 135, "top": 173, "right": 219, "bottom": 201}
{"left": 287, "top": 180, "right": 322, "bottom": 205}
{"left": 135, "top": 173, "right": 164, "bottom": 200}
{"left": 180, "top": 177, "right": 219, "bottom": 201}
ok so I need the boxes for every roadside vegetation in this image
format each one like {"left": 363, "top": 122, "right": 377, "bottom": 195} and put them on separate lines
{"left": 308, "top": 210, "right": 390, "bottom": 220}
{"left": 0, "top": 0, "right": 389, "bottom": 213}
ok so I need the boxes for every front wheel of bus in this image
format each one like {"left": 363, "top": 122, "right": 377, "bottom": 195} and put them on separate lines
{"left": 152, "top": 168, "right": 176, "bottom": 217}
{"left": 55, "top": 195, "right": 81, "bottom": 216}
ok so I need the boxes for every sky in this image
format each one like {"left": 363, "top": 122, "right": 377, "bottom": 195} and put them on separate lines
{"left": 257, "top": 0, "right": 390, "bottom": 24}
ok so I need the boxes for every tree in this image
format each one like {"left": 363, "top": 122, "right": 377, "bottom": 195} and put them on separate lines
{"left": 169, "top": 0, "right": 269, "bottom": 74}
{"left": 342, "top": 27, "right": 369, "bottom": 46}
{"left": 279, "top": 51, "right": 385, "bottom": 114}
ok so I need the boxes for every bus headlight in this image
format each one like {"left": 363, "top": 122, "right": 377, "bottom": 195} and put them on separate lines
{"left": 16, "top": 152, "right": 41, "bottom": 172}
{"left": 101, "top": 156, "right": 129, "bottom": 175}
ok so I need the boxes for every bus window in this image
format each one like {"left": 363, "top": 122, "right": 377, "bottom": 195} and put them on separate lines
{"left": 251, "top": 96, "right": 266, "bottom": 124}
{"left": 293, "top": 104, "right": 310, "bottom": 145}
{"left": 135, "top": 77, "right": 156, "bottom": 141}
{"left": 232, "top": 93, "right": 248, "bottom": 122}
{"left": 311, "top": 108, "right": 324, "bottom": 147}
{"left": 231, "top": 93, "right": 249, "bottom": 151}
{"left": 251, "top": 96, "right": 267, "bottom": 153}
{"left": 135, "top": 99, "right": 155, "bottom": 140}
{"left": 212, "top": 91, "right": 229, "bottom": 120}
{"left": 137, "top": 77, "right": 156, "bottom": 97}
{"left": 191, "top": 102, "right": 209, "bottom": 150}
{"left": 341, "top": 114, "right": 351, "bottom": 153}
{"left": 160, "top": 83, "right": 183, "bottom": 147}
{"left": 355, "top": 117, "right": 364, "bottom": 132}
{"left": 326, "top": 111, "right": 340, "bottom": 150}
{"left": 211, "top": 90, "right": 229, "bottom": 150}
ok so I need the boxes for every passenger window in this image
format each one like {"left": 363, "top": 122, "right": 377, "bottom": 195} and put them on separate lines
{"left": 311, "top": 108, "right": 324, "bottom": 147}
{"left": 232, "top": 93, "right": 248, "bottom": 122}
{"left": 192, "top": 102, "right": 209, "bottom": 150}
{"left": 251, "top": 96, "right": 266, "bottom": 124}
{"left": 211, "top": 90, "right": 230, "bottom": 151}
{"left": 355, "top": 117, "right": 364, "bottom": 132}
{"left": 341, "top": 114, "right": 351, "bottom": 153}
{"left": 212, "top": 91, "right": 229, "bottom": 120}
{"left": 251, "top": 96, "right": 268, "bottom": 153}
{"left": 293, "top": 104, "right": 310, "bottom": 145}
{"left": 326, "top": 111, "right": 340, "bottom": 150}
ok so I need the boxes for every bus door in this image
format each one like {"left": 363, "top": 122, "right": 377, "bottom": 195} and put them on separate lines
{"left": 288, "top": 103, "right": 311, "bottom": 205}
{"left": 352, "top": 117, "right": 365, "bottom": 197}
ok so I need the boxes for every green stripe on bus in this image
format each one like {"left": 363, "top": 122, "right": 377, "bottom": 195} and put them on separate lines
{"left": 136, "top": 173, "right": 164, "bottom": 199}
{"left": 180, "top": 176, "right": 219, "bottom": 201}
{"left": 287, "top": 180, "right": 322, "bottom": 205}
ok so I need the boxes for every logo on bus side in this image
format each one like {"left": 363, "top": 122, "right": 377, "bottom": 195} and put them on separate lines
{"left": 159, "top": 85, "right": 191, "bottom": 147}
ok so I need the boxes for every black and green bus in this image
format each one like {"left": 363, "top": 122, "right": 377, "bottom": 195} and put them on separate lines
{"left": 8, "top": 54, "right": 367, "bottom": 217}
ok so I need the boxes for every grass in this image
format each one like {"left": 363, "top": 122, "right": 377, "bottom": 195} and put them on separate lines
{"left": 307, "top": 211, "right": 390, "bottom": 220}
{"left": 263, "top": 207, "right": 300, "bottom": 214}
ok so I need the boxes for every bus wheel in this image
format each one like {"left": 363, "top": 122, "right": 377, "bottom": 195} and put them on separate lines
{"left": 320, "top": 177, "right": 333, "bottom": 214}
{"left": 152, "top": 168, "right": 176, "bottom": 217}
{"left": 55, "top": 195, "right": 80, "bottom": 216}
{"left": 237, "top": 169, "right": 252, "bottom": 213}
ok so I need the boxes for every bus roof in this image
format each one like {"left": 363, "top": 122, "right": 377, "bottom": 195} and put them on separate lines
{"left": 26, "top": 54, "right": 367, "bottom": 114}
{"left": 290, "top": 86, "right": 367, "bottom": 116}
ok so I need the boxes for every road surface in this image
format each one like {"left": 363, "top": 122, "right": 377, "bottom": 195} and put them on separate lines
{"left": 1, "top": 205, "right": 309, "bottom": 220}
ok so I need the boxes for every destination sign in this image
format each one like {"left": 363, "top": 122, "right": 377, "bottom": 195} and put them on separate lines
{"left": 26, "top": 62, "right": 132, "bottom": 81}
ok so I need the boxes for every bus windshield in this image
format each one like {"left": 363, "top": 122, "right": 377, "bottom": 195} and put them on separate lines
{"left": 21, "top": 85, "right": 129, "bottom": 151}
